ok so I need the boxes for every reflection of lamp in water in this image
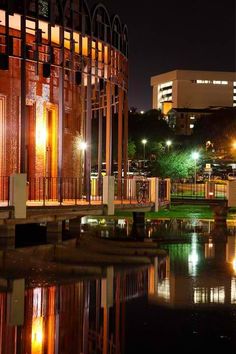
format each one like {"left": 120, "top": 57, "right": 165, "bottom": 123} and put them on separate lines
{"left": 188, "top": 233, "right": 199, "bottom": 276}
{"left": 31, "top": 317, "right": 43, "bottom": 352}
{"left": 233, "top": 258, "right": 236, "bottom": 272}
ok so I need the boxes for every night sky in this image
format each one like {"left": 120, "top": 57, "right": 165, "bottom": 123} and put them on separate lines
{"left": 88, "top": 0, "right": 236, "bottom": 111}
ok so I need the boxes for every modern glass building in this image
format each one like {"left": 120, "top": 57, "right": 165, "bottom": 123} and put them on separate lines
{"left": 0, "top": 0, "right": 128, "bottom": 199}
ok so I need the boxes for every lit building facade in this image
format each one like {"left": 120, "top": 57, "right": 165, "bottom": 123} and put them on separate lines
{"left": 0, "top": 0, "right": 128, "bottom": 198}
{"left": 151, "top": 70, "right": 236, "bottom": 135}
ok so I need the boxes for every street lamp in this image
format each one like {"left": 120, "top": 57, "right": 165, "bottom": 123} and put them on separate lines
{"left": 141, "top": 139, "right": 147, "bottom": 160}
{"left": 166, "top": 140, "right": 172, "bottom": 152}
{"left": 191, "top": 151, "right": 200, "bottom": 195}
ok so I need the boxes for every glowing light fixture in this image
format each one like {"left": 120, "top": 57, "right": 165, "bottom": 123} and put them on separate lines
{"left": 79, "top": 141, "right": 87, "bottom": 151}
{"left": 141, "top": 139, "right": 147, "bottom": 160}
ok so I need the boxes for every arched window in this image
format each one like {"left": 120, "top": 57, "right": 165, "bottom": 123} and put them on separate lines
{"left": 92, "top": 4, "right": 111, "bottom": 43}
{"left": 122, "top": 25, "right": 128, "bottom": 57}
{"left": 112, "top": 15, "right": 122, "bottom": 51}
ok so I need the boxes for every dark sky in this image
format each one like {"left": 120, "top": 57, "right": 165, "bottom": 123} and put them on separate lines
{"left": 88, "top": 0, "right": 236, "bottom": 111}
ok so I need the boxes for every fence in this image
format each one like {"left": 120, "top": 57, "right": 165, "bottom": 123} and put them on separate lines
{"left": 2, "top": 177, "right": 227, "bottom": 207}
{"left": 171, "top": 182, "right": 227, "bottom": 200}
{"left": 27, "top": 176, "right": 103, "bottom": 204}
{"left": 114, "top": 177, "right": 151, "bottom": 204}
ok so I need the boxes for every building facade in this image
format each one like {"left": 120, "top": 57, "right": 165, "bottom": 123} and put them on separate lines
{"left": 151, "top": 70, "right": 236, "bottom": 135}
{"left": 0, "top": 0, "right": 128, "bottom": 198}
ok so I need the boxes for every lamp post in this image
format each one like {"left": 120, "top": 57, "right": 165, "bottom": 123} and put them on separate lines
{"left": 192, "top": 151, "right": 200, "bottom": 195}
{"left": 141, "top": 139, "right": 147, "bottom": 160}
{"left": 166, "top": 140, "right": 172, "bottom": 152}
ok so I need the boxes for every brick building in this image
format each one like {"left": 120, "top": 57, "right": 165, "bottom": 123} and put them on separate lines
{"left": 0, "top": 0, "right": 128, "bottom": 198}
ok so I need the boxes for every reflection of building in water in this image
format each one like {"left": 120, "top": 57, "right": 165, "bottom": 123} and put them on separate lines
{"left": 149, "top": 235, "right": 236, "bottom": 307}
{"left": 0, "top": 267, "right": 149, "bottom": 354}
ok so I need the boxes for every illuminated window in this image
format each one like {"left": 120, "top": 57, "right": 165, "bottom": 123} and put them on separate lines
{"left": 196, "top": 80, "right": 228, "bottom": 85}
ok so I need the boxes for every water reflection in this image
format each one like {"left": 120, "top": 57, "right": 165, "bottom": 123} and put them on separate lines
{"left": 0, "top": 266, "right": 150, "bottom": 354}
{"left": 148, "top": 227, "right": 236, "bottom": 308}
{"left": 2, "top": 219, "right": 236, "bottom": 352}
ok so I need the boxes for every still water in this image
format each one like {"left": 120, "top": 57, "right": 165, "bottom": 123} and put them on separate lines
{"left": 1, "top": 219, "right": 236, "bottom": 353}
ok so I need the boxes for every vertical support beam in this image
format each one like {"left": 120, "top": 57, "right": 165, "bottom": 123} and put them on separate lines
{"left": 103, "top": 176, "right": 115, "bottom": 215}
{"left": 20, "top": 2, "right": 27, "bottom": 173}
{"left": 10, "top": 174, "right": 27, "bottom": 218}
{"left": 117, "top": 88, "right": 124, "bottom": 197}
{"left": 165, "top": 178, "right": 171, "bottom": 204}
{"left": 98, "top": 105, "right": 103, "bottom": 194}
{"left": 85, "top": 72, "right": 92, "bottom": 202}
{"left": 150, "top": 177, "right": 159, "bottom": 212}
{"left": 106, "top": 81, "right": 112, "bottom": 176}
{"left": 7, "top": 279, "right": 25, "bottom": 326}
{"left": 58, "top": 28, "right": 64, "bottom": 202}
{"left": 123, "top": 93, "right": 128, "bottom": 196}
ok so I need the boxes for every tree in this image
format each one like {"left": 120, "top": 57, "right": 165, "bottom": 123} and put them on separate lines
{"left": 151, "top": 149, "right": 197, "bottom": 180}
{"left": 128, "top": 109, "right": 174, "bottom": 159}
{"left": 192, "top": 107, "right": 236, "bottom": 148}
{"left": 128, "top": 139, "right": 136, "bottom": 159}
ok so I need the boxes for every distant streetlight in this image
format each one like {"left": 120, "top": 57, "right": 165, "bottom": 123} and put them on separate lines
{"left": 140, "top": 110, "right": 144, "bottom": 115}
{"left": 192, "top": 151, "right": 200, "bottom": 195}
{"left": 141, "top": 139, "right": 147, "bottom": 160}
{"left": 166, "top": 140, "right": 172, "bottom": 151}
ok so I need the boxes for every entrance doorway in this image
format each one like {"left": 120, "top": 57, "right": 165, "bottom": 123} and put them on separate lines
{"left": 45, "top": 105, "right": 58, "bottom": 200}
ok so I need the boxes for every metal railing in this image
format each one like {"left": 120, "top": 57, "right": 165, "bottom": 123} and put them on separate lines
{"left": 0, "top": 177, "right": 228, "bottom": 207}
{"left": 114, "top": 177, "right": 151, "bottom": 204}
{"left": 27, "top": 176, "right": 103, "bottom": 205}
{"left": 171, "top": 182, "right": 227, "bottom": 200}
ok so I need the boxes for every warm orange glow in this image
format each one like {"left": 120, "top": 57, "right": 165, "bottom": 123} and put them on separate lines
{"left": 47, "top": 287, "right": 56, "bottom": 354}
{"left": 31, "top": 317, "right": 44, "bottom": 354}
{"left": 232, "top": 141, "right": 236, "bottom": 150}
{"left": 92, "top": 41, "right": 96, "bottom": 60}
{"left": 82, "top": 36, "right": 88, "bottom": 56}
{"left": 98, "top": 42, "right": 103, "bottom": 62}
{"left": 233, "top": 258, "right": 236, "bottom": 272}
{"left": 148, "top": 265, "right": 155, "bottom": 295}
{"left": 163, "top": 102, "right": 172, "bottom": 115}
{"left": 104, "top": 46, "right": 109, "bottom": 64}
{"left": 36, "top": 118, "right": 47, "bottom": 149}
{"left": 39, "top": 20, "right": 49, "bottom": 41}
{"left": 51, "top": 25, "right": 60, "bottom": 45}
{"left": 64, "top": 30, "right": 71, "bottom": 50}
{"left": 73, "top": 33, "right": 80, "bottom": 53}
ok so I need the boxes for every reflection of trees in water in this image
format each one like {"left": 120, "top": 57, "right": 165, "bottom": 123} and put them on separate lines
{"left": 147, "top": 219, "right": 207, "bottom": 240}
